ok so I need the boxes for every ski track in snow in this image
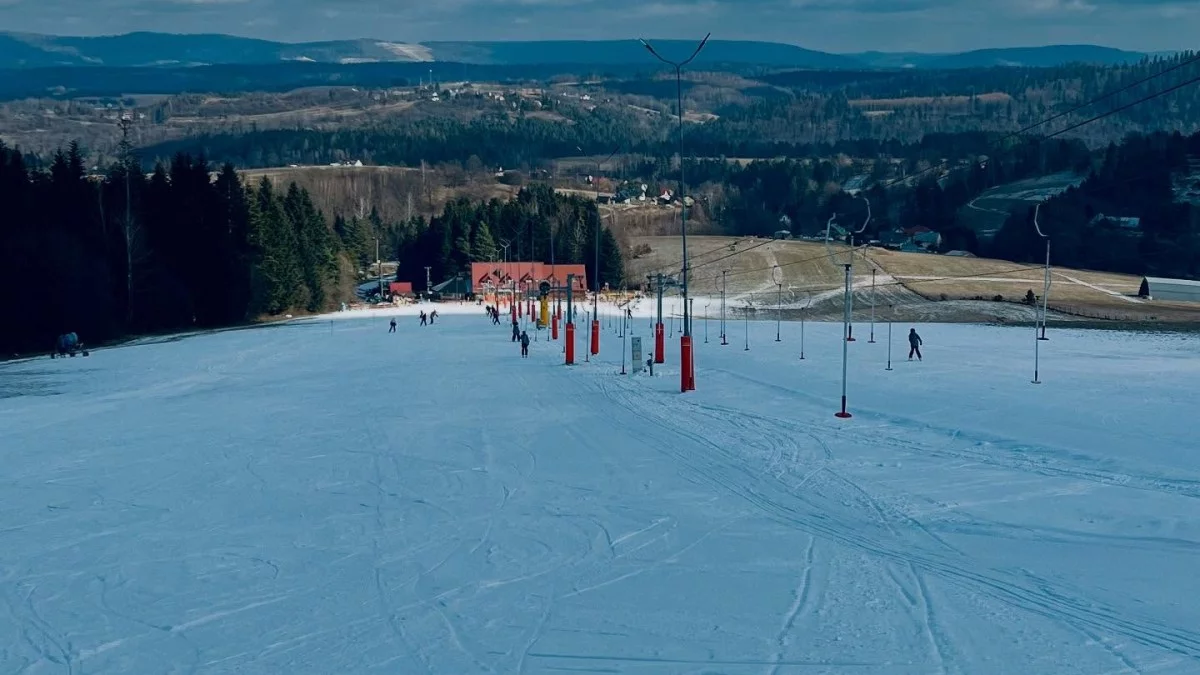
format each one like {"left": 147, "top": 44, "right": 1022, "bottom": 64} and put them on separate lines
{"left": 764, "top": 535, "right": 817, "bottom": 675}
{"left": 1, "top": 306, "right": 1198, "bottom": 673}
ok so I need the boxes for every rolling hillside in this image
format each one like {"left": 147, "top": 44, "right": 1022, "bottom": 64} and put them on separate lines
{"left": 852, "top": 45, "right": 1147, "bottom": 70}
{"left": 0, "top": 31, "right": 1152, "bottom": 71}
{"left": 628, "top": 236, "right": 1199, "bottom": 324}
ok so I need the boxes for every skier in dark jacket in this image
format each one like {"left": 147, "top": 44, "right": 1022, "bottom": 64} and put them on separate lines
{"left": 520, "top": 330, "right": 531, "bottom": 357}
{"left": 53, "top": 332, "right": 80, "bottom": 357}
{"left": 430, "top": 310, "right": 439, "bottom": 324}
{"left": 389, "top": 318, "right": 396, "bottom": 333}
{"left": 908, "top": 328, "right": 923, "bottom": 361}
{"left": 419, "top": 311, "right": 428, "bottom": 326}
{"left": 512, "top": 318, "right": 520, "bottom": 342}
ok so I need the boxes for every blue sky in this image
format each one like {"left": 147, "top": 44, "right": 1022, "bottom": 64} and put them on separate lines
{"left": 1, "top": 0, "right": 1196, "bottom": 53}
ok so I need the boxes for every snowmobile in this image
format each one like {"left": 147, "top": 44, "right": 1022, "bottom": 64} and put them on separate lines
{"left": 50, "top": 332, "right": 89, "bottom": 358}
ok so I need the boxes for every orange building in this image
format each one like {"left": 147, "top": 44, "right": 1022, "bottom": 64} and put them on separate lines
{"left": 471, "top": 262, "right": 589, "bottom": 293}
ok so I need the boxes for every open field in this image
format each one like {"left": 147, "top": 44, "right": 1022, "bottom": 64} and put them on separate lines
{"left": 630, "top": 235, "right": 1200, "bottom": 324}
{"left": 628, "top": 236, "right": 853, "bottom": 296}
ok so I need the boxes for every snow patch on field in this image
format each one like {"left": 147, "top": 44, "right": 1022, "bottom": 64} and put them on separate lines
{"left": 1, "top": 312, "right": 1198, "bottom": 673}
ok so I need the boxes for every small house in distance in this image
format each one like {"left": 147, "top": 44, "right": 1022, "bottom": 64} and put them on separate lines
{"left": 1141, "top": 276, "right": 1200, "bottom": 303}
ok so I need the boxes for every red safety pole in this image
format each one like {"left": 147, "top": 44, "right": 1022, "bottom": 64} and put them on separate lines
{"left": 552, "top": 312, "right": 559, "bottom": 340}
{"left": 654, "top": 323, "right": 665, "bottom": 364}
{"left": 680, "top": 334, "right": 694, "bottom": 392}
{"left": 590, "top": 318, "right": 600, "bottom": 355}
{"left": 565, "top": 323, "right": 575, "bottom": 364}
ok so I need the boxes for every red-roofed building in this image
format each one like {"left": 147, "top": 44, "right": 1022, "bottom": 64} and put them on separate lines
{"left": 388, "top": 281, "right": 413, "bottom": 296}
{"left": 471, "top": 262, "right": 589, "bottom": 293}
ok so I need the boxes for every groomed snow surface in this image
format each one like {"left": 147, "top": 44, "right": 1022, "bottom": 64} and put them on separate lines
{"left": 3, "top": 302, "right": 1200, "bottom": 674}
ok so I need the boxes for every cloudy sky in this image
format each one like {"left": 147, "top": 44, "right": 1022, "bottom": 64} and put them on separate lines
{"left": 1, "top": 0, "right": 1196, "bottom": 53}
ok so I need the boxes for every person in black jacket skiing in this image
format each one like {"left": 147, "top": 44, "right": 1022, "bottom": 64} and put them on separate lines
{"left": 908, "top": 328, "right": 923, "bottom": 361}
{"left": 519, "top": 330, "right": 531, "bottom": 358}
{"left": 511, "top": 318, "right": 520, "bottom": 342}
{"left": 389, "top": 318, "right": 396, "bottom": 333}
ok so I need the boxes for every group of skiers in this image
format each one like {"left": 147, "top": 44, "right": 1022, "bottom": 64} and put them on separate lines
{"left": 485, "top": 305, "right": 503, "bottom": 325}
{"left": 488, "top": 306, "right": 532, "bottom": 357}
{"left": 386, "top": 310, "right": 439, "bottom": 333}
{"left": 508, "top": 317, "right": 530, "bottom": 356}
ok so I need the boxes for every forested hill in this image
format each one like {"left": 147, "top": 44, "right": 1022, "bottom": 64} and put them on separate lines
{"left": 0, "top": 142, "right": 622, "bottom": 356}
{"left": 697, "top": 130, "right": 1200, "bottom": 281}
{"left": 991, "top": 131, "right": 1200, "bottom": 279}
{"left": 129, "top": 52, "right": 1200, "bottom": 172}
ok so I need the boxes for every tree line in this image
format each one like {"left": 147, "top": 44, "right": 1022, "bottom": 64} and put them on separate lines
{"left": 0, "top": 141, "right": 354, "bottom": 355}
{"left": 695, "top": 136, "right": 1091, "bottom": 238}
{"left": 0, "top": 141, "right": 624, "bottom": 357}
{"left": 332, "top": 183, "right": 624, "bottom": 293}
{"left": 991, "top": 131, "right": 1200, "bottom": 279}
{"left": 700, "top": 129, "right": 1199, "bottom": 280}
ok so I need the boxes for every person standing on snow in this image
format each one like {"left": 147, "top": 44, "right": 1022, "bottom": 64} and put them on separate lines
{"left": 430, "top": 310, "right": 439, "bottom": 324}
{"left": 389, "top": 318, "right": 396, "bottom": 333}
{"left": 420, "top": 311, "right": 428, "bottom": 326}
{"left": 519, "top": 330, "right": 531, "bottom": 358}
{"left": 908, "top": 328, "right": 923, "bottom": 361}
{"left": 511, "top": 318, "right": 520, "bottom": 342}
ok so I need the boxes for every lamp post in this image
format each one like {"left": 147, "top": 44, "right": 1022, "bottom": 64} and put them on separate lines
{"left": 773, "top": 264, "right": 782, "bottom": 342}
{"left": 846, "top": 195, "right": 870, "bottom": 343}
{"left": 744, "top": 302, "right": 750, "bottom": 351}
{"left": 500, "top": 240, "right": 511, "bottom": 315}
{"left": 836, "top": 264, "right": 853, "bottom": 419}
{"left": 1032, "top": 203, "right": 1050, "bottom": 384}
{"left": 799, "top": 290, "right": 810, "bottom": 360}
{"left": 720, "top": 269, "right": 728, "bottom": 345}
{"left": 886, "top": 304, "right": 894, "bottom": 371}
{"left": 588, "top": 153, "right": 617, "bottom": 358}
{"left": 375, "top": 236, "right": 382, "bottom": 300}
{"left": 869, "top": 268, "right": 877, "bottom": 343}
{"left": 704, "top": 298, "right": 710, "bottom": 343}
{"left": 1034, "top": 203, "right": 1051, "bottom": 342}
{"left": 641, "top": 33, "right": 710, "bottom": 393}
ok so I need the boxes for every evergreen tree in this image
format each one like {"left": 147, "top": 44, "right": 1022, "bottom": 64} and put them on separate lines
{"left": 471, "top": 221, "right": 498, "bottom": 263}
{"left": 250, "top": 177, "right": 304, "bottom": 314}
{"left": 599, "top": 227, "right": 624, "bottom": 289}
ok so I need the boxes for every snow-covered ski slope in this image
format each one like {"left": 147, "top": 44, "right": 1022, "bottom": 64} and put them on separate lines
{"left": 2, "top": 308, "right": 1199, "bottom": 674}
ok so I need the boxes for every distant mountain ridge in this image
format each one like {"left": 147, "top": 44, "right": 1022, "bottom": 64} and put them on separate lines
{"left": 850, "top": 45, "right": 1148, "bottom": 69}
{"left": 0, "top": 31, "right": 1153, "bottom": 70}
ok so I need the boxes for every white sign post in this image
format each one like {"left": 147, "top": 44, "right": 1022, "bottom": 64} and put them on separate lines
{"left": 631, "top": 337, "right": 643, "bottom": 374}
